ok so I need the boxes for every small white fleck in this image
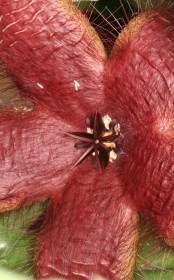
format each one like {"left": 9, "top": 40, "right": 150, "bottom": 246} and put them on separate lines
{"left": 74, "top": 80, "right": 80, "bottom": 91}
{"left": 13, "top": 106, "right": 32, "bottom": 112}
{"left": 72, "top": 271, "right": 88, "bottom": 277}
{"left": 115, "top": 123, "right": 120, "bottom": 135}
{"left": 47, "top": 264, "right": 68, "bottom": 276}
{"left": 10, "top": 41, "right": 18, "bottom": 47}
{"left": 102, "top": 115, "right": 112, "bottom": 130}
{"left": 170, "top": 51, "right": 174, "bottom": 57}
{"left": 87, "top": 127, "right": 93, "bottom": 134}
{"left": 109, "top": 150, "right": 117, "bottom": 162}
{"left": 0, "top": 242, "right": 7, "bottom": 250}
{"left": 22, "top": 106, "right": 33, "bottom": 112}
{"left": 37, "top": 83, "right": 44, "bottom": 89}
{"left": 72, "top": 261, "right": 94, "bottom": 265}
{"left": 2, "top": 20, "right": 20, "bottom": 32}
{"left": 14, "top": 29, "right": 26, "bottom": 35}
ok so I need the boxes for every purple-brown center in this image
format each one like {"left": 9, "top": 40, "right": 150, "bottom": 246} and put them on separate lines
{"left": 65, "top": 112, "right": 124, "bottom": 172}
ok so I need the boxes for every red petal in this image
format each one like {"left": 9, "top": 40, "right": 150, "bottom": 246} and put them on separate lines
{"left": 34, "top": 169, "right": 138, "bottom": 280}
{"left": 105, "top": 11, "right": 174, "bottom": 244}
{"left": 0, "top": 0, "right": 107, "bottom": 125}
{"left": 0, "top": 108, "right": 77, "bottom": 212}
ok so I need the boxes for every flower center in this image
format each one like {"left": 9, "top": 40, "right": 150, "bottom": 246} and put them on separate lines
{"left": 65, "top": 112, "right": 124, "bottom": 172}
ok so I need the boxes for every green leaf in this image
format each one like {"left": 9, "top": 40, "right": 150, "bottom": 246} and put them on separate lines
{"left": 0, "top": 203, "right": 46, "bottom": 276}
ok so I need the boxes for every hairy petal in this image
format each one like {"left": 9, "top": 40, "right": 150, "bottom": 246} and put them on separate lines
{"left": 34, "top": 168, "right": 138, "bottom": 280}
{"left": 105, "top": 10, "right": 174, "bottom": 245}
{"left": 0, "top": 108, "right": 78, "bottom": 212}
{"left": 0, "top": 0, "right": 107, "bottom": 126}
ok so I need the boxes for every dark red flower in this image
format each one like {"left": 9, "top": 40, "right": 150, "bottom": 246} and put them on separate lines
{"left": 0, "top": 0, "right": 174, "bottom": 279}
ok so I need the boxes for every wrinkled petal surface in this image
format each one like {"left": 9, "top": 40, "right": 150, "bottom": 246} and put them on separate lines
{"left": 1, "top": 0, "right": 174, "bottom": 279}
{"left": 34, "top": 168, "right": 138, "bottom": 280}
{"left": 105, "top": 11, "right": 174, "bottom": 245}
{"left": 0, "top": 107, "right": 78, "bottom": 211}
{"left": 0, "top": 0, "right": 107, "bottom": 125}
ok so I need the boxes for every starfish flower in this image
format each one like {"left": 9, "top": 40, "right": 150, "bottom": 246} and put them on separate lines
{"left": 66, "top": 112, "right": 124, "bottom": 171}
{"left": 0, "top": 0, "right": 174, "bottom": 279}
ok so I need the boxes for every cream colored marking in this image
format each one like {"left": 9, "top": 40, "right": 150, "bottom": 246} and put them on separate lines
{"left": 45, "top": 15, "right": 55, "bottom": 23}
{"left": 72, "top": 272, "right": 88, "bottom": 278}
{"left": 109, "top": 150, "right": 117, "bottom": 162}
{"left": 31, "top": 30, "right": 43, "bottom": 37}
{"left": 37, "top": 83, "right": 44, "bottom": 89}
{"left": 102, "top": 115, "right": 112, "bottom": 130}
{"left": 103, "top": 115, "right": 120, "bottom": 135}
{"left": 72, "top": 261, "right": 94, "bottom": 265}
{"left": 87, "top": 127, "right": 93, "bottom": 134}
{"left": 0, "top": 15, "right": 3, "bottom": 22}
{"left": 2, "top": 20, "right": 19, "bottom": 32}
{"left": 100, "top": 260, "right": 109, "bottom": 266}
{"left": 5, "top": 0, "right": 34, "bottom": 15}
{"left": 115, "top": 123, "right": 120, "bottom": 135}
{"left": 47, "top": 264, "right": 68, "bottom": 276}
{"left": 167, "top": 38, "right": 172, "bottom": 43}
{"left": 170, "top": 51, "right": 174, "bottom": 57}
{"left": 25, "top": 8, "right": 44, "bottom": 24}
{"left": 74, "top": 80, "right": 80, "bottom": 91}
{"left": 0, "top": 40, "right": 2, "bottom": 44}
{"left": 10, "top": 41, "right": 18, "bottom": 47}
{"left": 109, "top": 268, "right": 118, "bottom": 274}
{"left": 13, "top": 106, "right": 32, "bottom": 112}
{"left": 14, "top": 29, "right": 26, "bottom": 34}
{"left": 158, "top": 15, "right": 170, "bottom": 24}
{"left": 49, "top": 32, "right": 55, "bottom": 38}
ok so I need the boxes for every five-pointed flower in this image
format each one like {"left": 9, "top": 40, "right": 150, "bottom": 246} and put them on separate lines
{"left": 65, "top": 112, "right": 124, "bottom": 172}
{"left": 0, "top": 0, "right": 174, "bottom": 279}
